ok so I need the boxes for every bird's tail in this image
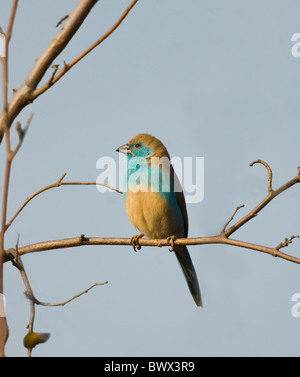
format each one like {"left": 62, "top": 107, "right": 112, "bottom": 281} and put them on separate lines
{"left": 174, "top": 245, "right": 202, "bottom": 307}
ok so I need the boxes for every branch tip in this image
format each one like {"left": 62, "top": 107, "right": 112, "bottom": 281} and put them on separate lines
{"left": 35, "top": 282, "right": 107, "bottom": 307}
{"left": 58, "top": 172, "right": 67, "bottom": 184}
{"left": 275, "top": 235, "right": 299, "bottom": 251}
{"left": 250, "top": 159, "right": 273, "bottom": 193}
{"left": 221, "top": 204, "right": 245, "bottom": 234}
{"left": 56, "top": 15, "right": 69, "bottom": 28}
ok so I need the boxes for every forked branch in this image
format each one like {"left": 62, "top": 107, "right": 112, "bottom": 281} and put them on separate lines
{"left": 9, "top": 236, "right": 107, "bottom": 356}
{"left": 0, "top": 0, "right": 139, "bottom": 142}
{"left": 224, "top": 163, "right": 300, "bottom": 238}
{"left": 5, "top": 172, "right": 122, "bottom": 231}
{"left": 32, "top": 0, "right": 139, "bottom": 99}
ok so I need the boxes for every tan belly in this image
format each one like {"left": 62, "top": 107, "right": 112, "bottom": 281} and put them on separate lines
{"left": 124, "top": 190, "right": 184, "bottom": 239}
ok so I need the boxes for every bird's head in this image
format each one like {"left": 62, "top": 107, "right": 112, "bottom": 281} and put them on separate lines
{"left": 116, "top": 133, "right": 170, "bottom": 160}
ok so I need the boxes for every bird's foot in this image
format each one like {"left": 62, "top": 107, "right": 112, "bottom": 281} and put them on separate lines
{"left": 167, "top": 235, "right": 177, "bottom": 252}
{"left": 130, "top": 233, "right": 144, "bottom": 252}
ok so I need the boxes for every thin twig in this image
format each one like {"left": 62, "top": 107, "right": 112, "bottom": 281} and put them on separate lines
{"left": 221, "top": 205, "right": 245, "bottom": 234}
{"left": 275, "top": 235, "right": 299, "bottom": 250}
{"left": 14, "top": 238, "right": 36, "bottom": 333}
{"left": 56, "top": 15, "right": 69, "bottom": 28}
{"left": 5, "top": 173, "right": 122, "bottom": 231}
{"left": 14, "top": 234, "right": 107, "bottom": 355}
{"left": 250, "top": 159, "right": 273, "bottom": 193}
{"left": 224, "top": 164, "right": 300, "bottom": 238}
{"left": 49, "top": 64, "right": 59, "bottom": 83}
{"left": 61, "top": 181, "right": 122, "bottom": 193}
{"left": 5, "top": 0, "right": 18, "bottom": 43}
{"left": 27, "top": 282, "right": 108, "bottom": 307}
{"left": 10, "top": 112, "right": 33, "bottom": 159}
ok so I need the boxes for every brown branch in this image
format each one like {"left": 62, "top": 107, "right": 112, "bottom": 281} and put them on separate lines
{"left": 32, "top": 0, "right": 139, "bottom": 100}
{"left": 14, "top": 239, "right": 36, "bottom": 334}
{"left": 40, "top": 64, "right": 60, "bottom": 92}
{"left": 0, "top": 0, "right": 99, "bottom": 142}
{"left": 2, "top": 113, "right": 33, "bottom": 229}
{"left": 5, "top": 233, "right": 298, "bottom": 265}
{"left": 56, "top": 15, "right": 69, "bottom": 28}
{"left": 11, "top": 113, "right": 33, "bottom": 159}
{"left": 27, "top": 281, "right": 108, "bottom": 307}
{"left": 10, "top": 236, "right": 107, "bottom": 356}
{"left": 5, "top": 0, "right": 18, "bottom": 43}
{"left": 5, "top": 173, "right": 122, "bottom": 231}
{"left": 0, "top": 0, "right": 19, "bottom": 357}
{"left": 0, "top": 0, "right": 139, "bottom": 142}
{"left": 275, "top": 235, "right": 299, "bottom": 250}
{"left": 224, "top": 164, "right": 300, "bottom": 238}
{"left": 221, "top": 205, "right": 245, "bottom": 234}
{"left": 249, "top": 159, "right": 273, "bottom": 193}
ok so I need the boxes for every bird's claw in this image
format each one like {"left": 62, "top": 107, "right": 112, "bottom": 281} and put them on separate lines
{"left": 167, "top": 235, "right": 177, "bottom": 252}
{"left": 130, "top": 233, "right": 144, "bottom": 252}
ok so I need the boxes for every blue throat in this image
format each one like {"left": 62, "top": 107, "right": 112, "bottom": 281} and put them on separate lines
{"left": 123, "top": 153, "right": 175, "bottom": 204}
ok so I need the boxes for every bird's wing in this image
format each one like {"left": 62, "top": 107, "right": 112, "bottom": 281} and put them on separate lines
{"left": 172, "top": 165, "right": 189, "bottom": 237}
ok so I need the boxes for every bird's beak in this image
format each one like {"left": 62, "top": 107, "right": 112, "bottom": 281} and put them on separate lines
{"left": 116, "top": 143, "right": 131, "bottom": 155}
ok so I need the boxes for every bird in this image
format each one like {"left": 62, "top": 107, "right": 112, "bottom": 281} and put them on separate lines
{"left": 116, "top": 133, "right": 202, "bottom": 306}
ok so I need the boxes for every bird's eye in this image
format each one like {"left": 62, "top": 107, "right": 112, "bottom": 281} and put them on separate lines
{"left": 135, "top": 143, "right": 141, "bottom": 148}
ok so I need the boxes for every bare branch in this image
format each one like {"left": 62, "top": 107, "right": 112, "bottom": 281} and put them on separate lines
{"left": 224, "top": 165, "right": 300, "bottom": 238}
{"left": 11, "top": 235, "right": 107, "bottom": 356}
{"left": 5, "top": 174, "right": 121, "bottom": 231}
{"left": 0, "top": 0, "right": 19, "bottom": 357}
{"left": 32, "top": 0, "right": 139, "bottom": 100}
{"left": 250, "top": 159, "right": 273, "bottom": 193}
{"left": 14, "top": 242, "right": 36, "bottom": 334}
{"left": 27, "top": 281, "right": 108, "bottom": 307}
{"left": 61, "top": 181, "right": 122, "bottom": 193}
{"left": 221, "top": 205, "right": 245, "bottom": 234}
{"left": 0, "top": 0, "right": 140, "bottom": 143}
{"left": 0, "top": 0, "right": 99, "bottom": 142}
{"left": 56, "top": 15, "right": 69, "bottom": 28}
{"left": 5, "top": 233, "right": 299, "bottom": 266}
{"left": 275, "top": 235, "right": 299, "bottom": 250}
{"left": 5, "top": 0, "right": 18, "bottom": 43}
{"left": 10, "top": 112, "right": 33, "bottom": 160}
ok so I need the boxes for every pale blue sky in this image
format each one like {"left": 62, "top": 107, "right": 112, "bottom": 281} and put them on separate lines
{"left": 1, "top": 0, "right": 300, "bottom": 356}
